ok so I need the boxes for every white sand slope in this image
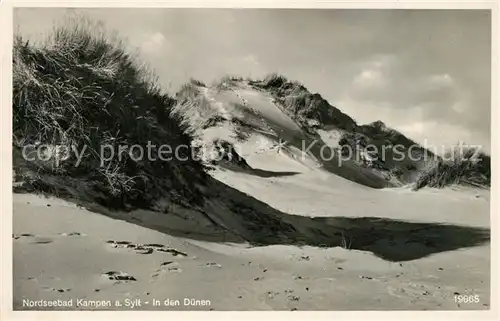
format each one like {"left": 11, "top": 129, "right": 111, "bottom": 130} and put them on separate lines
{"left": 179, "top": 81, "right": 393, "bottom": 188}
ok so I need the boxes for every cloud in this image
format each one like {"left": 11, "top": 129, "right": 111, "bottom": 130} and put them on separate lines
{"left": 140, "top": 32, "right": 167, "bottom": 54}
{"left": 428, "top": 73, "right": 454, "bottom": 87}
{"left": 338, "top": 48, "right": 489, "bottom": 151}
{"left": 338, "top": 93, "right": 490, "bottom": 154}
{"left": 353, "top": 69, "right": 385, "bottom": 88}
{"left": 352, "top": 55, "right": 392, "bottom": 88}
{"left": 241, "top": 54, "right": 259, "bottom": 65}
{"left": 348, "top": 55, "right": 455, "bottom": 109}
{"left": 396, "top": 121, "right": 490, "bottom": 154}
{"left": 221, "top": 54, "right": 266, "bottom": 79}
{"left": 339, "top": 92, "right": 488, "bottom": 152}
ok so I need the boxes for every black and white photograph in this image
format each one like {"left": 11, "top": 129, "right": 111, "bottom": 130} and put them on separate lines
{"left": 5, "top": 5, "right": 495, "bottom": 313}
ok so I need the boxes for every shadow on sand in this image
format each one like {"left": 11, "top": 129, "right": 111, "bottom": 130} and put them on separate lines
{"left": 292, "top": 216, "right": 490, "bottom": 262}
{"left": 218, "top": 164, "right": 300, "bottom": 178}
{"left": 67, "top": 176, "right": 490, "bottom": 263}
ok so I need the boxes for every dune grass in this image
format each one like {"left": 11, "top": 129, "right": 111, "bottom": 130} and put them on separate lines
{"left": 172, "top": 82, "right": 226, "bottom": 134}
{"left": 413, "top": 146, "right": 490, "bottom": 190}
{"left": 13, "top": 18, "right": 207, "bottom": 210}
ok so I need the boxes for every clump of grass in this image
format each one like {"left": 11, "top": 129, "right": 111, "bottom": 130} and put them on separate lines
{"left": 340, "top": 232, "right": 353, "bottom": 250}
{"left": 413, "top": 146, "right": 490, "bottom": 190}
{"left": 251, "top": 73, "right": 288, "bottom": 90}
{"left": 189, "top": 78, "right": 206, "bottom": 87}
{"left": 213, "top": 75, "right": 244, "bottom": 92}
{"left": 171, "top": 82, "right": 225, "bottom": 134}
{"left": 13, "top": 17, "right": 207, "bottom": 210}
{"left": 204, "top": 139, "right": 250, "bottom": 168}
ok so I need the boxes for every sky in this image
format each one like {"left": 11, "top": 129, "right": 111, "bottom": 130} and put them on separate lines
{"left": 14, "top": 8, "right": 492, "bottom": 153}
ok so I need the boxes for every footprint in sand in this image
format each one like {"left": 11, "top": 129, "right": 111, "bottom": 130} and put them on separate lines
{"left": 160, "top": 261, "right": 175, "bottom": 266}
{"left": 14, "top": 232, "right": 85, "bottom": 244}
{"left": 164, "top": 266, "right": 182, "bottom": 273}
{"left": 151, "top": 261, "right": 182, "bottom": 278}
{"left": 59, "top": 232, "right": 87, "bottom": 237}
{"left": 156, "top": 248, "right": 188, "bottom": 257}
{"left": 203, "top": 262, "right": 222, "bottom": 268}
{"left": 266, "top": 291, "right": 280, "bottom": 299}
{"left": 143, "top": 243, "right": 166, "bottom": 248}
{"left": 106, "top": 240, "right": 188, "bottom": 257}
{"left": 13, "top": 234, "right": 53, "bottom": 244}
{"left": 106, "top": 240, "right": 132, "bottom": 248}
{"left": 102, "top": 271, "right": 137, "bottom": 282}
{"left": 31, "top": 237, "right": 53, "bottom": 244}
{"left": 42, "top": 287, "right": 72, "bottom": 293}
{"left": 12, "top": 233, "right": 34, "bottom": 239}
{"left": 134, "top": 245, "right": 154, "bottom": 254}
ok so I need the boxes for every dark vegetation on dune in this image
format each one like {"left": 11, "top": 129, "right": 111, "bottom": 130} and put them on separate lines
{"left": 413, "top": 147, "right": 491, "bottom": 190}
{"left": 13, "top": 21, "right": 208, "bottom": 210}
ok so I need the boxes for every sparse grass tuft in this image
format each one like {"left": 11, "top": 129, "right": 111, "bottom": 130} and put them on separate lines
{"left": 252, "top": 73, "right": 288, "bottom": 89}
{"left": 413, "top": 146, "right": 490, "bottom": 190}
{"left": 171, "top": 82, "right": 225, "bottom": 134}
{"left": 189, "top": 78, "right": 206, "bottom": 87}
{"left": 214, "top": 75, "right": 244, "bottom": 92}
{"left": 13, "top": 18, "right": 207, "bottom": 210}
{"left": 340, "top": 232, "right": 353, "bottom": 250}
